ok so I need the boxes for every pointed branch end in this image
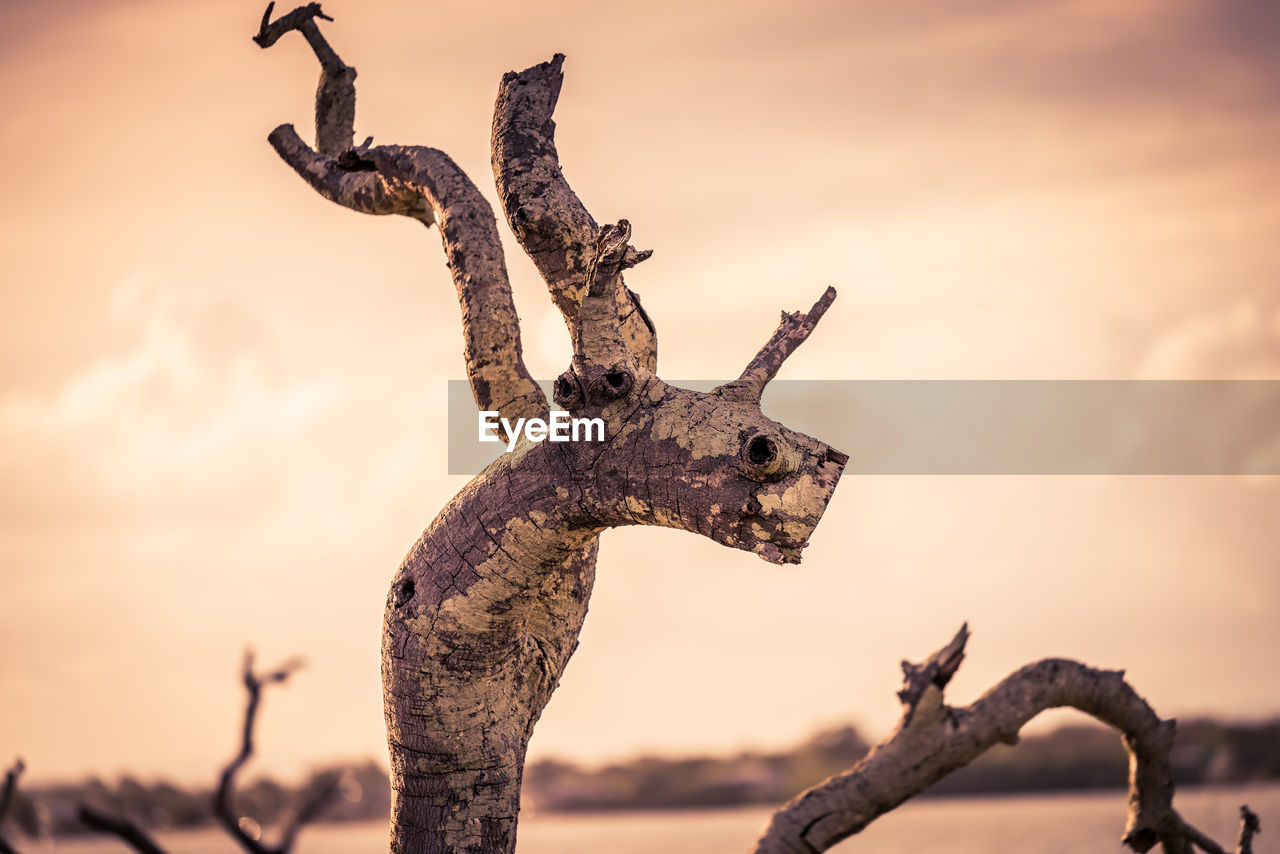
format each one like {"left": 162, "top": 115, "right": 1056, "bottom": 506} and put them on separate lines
{"left": 622, "top": 246, "right": 653, "bottom": 270}
{"left": 897, "top": 623, "right": 970, "bottom": 711}
{"left": 586, "top": 220, "right": 634, "bottom": 298}
{"left": 810, "top": 285, "right": 837, "bottom": 320}
{"left": 253, "top": 2, "right": 334, "bottom": 49}
{"left": 719, "top": 284, "right": 840, "bottom": 403}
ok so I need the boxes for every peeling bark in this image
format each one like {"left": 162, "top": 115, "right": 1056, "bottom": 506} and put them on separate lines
{"left": 491, "top": 54, "right": 657, "bottom": 371}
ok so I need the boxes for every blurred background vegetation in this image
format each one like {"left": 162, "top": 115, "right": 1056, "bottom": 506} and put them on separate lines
{"left": 3, "top": 717, "right": 1278, "bottom": 842}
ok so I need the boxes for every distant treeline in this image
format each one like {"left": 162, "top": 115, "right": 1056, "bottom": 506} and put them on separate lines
{"left": 524, "top": 718, "right": 1280, "bottom": 812}
{"left": 3, "top": 718, "right": 1278, "bottom": 840}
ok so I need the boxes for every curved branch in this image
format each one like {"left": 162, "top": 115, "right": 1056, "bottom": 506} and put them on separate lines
{"left": 253, "top": 3, "right": 354, "bottom": 155}
{"left": 77, "top": 806, "right": 169, "bottom": 854}
{"left": 491, "top": 54, "right": 657, "bottom": 371}
{"left": 215, "top": 652, "right": 336, "bottom": 854}
{"left": 752, "top": 625, "right": 1255, "bottom": 854}
{"left": 258, "top": 10, "right": 546, "bottom": 422}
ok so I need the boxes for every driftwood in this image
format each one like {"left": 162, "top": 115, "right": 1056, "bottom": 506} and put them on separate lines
{"left": 751, "top": 625, "right": 1262, "bottom": 854}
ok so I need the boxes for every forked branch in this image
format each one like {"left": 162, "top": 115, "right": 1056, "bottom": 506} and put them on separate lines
{"left": 74, "top": 652, "right": 334, "bottom": 854}
{"left": 215, "top": 652, "right": 337, "bottom": 854}
{"left": 491, "top": 54, "right": 658, "bottom": 370}
{"left": 752, "top": 625, "right": 1258, "bottom": 854}
{"left": 254, "top": 2, "right": 354, "bottom": 155}
{"left": 256, "top": 6, "right": 545, "bottom": 423}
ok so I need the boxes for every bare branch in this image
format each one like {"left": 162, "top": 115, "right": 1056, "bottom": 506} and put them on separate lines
{"left": 717, "top": 286, "right": 837, "bottom": 404}
{"left": 258, "top": 17, "right": 547, "bottom": 423}
{"left": 266, "top": 126, "right": 427, "bottom": 218}
{"left": 77, "top": 806, "right": 170, "bottom": 854}
{"left": 259, "top": 16, "right": 545, "bottom": 425}
{"left": 214, "top": 652, "right": 333, "bottom": 854}
{"left": 254, "top": 3, "right": 354, "bottom": 155}
{"left": 491, "top": 54, "right": 657, "bottom": 371}
{"left": 751, "top": 625, "right": 1251, "bottom": 854}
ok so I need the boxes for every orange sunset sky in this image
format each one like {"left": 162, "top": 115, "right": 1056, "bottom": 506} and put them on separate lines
{"left": 2, "top": 0, "right": 1279, "bottom": 784}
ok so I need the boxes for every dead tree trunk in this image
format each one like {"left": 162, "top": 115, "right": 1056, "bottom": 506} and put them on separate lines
{"left": 256, "top": 8, "right": 844, "bottom": 853}
{"left": 253, "top": 9, "right": 1260, "bottom": 854}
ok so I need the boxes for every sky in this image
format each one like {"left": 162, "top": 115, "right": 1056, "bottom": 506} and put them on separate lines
{"left": 1, "top": 0, "right": 1278, "bottom": 785}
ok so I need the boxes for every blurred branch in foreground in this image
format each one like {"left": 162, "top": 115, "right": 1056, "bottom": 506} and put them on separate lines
{"left": 77, "top": 805, "right": 167, "bottom": 854}
{"left": 75, "top": 651, "right": 339, "bottom": 854}
{"left": 214, "top": 652, "right": 339, "bottom": 854}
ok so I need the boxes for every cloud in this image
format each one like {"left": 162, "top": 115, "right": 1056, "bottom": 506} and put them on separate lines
{"left": 0, "top": 274, "right": 346, "bottom": 529}
{"left": 1138, "top": 295, "right": 1280, "bottom": 380}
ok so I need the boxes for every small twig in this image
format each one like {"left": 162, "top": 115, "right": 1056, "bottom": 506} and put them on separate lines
{"left": 254, "top": 3, "right": 354, "bottom": 155}
{"left": 77, "top": 806, "right": 169, "bottom": 854}
{"left": 253, "top": 3, "right": 339, "bottom": 69}
{"left": 717, "top": 286, "right": 837, "bottom": 403}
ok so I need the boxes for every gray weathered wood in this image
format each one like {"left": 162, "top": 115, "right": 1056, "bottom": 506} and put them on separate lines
{"left": 254, "top": 10, "right": 1259, "bottom": 854}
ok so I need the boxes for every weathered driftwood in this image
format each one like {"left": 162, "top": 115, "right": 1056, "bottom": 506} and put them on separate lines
{"left": 254, "top": 8, "right": 1261, "bottom": 854}
{"left": 751, "top": 626, "right": 1261, "bottom": 854}
{"left": 257, "top": 7, "right": 843, "bottom": 853}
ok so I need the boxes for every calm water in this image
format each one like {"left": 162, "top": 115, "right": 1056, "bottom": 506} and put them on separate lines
{"left": 26, "top": 784, "right": 1279, "bottom": 853}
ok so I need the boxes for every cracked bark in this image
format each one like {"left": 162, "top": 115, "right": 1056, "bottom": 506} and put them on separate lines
{"left": 258, "top": 9, "right": 841, "bottom": 853}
